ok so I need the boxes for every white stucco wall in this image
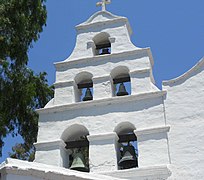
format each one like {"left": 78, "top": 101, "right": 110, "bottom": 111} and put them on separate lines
{"left": 35, "top": 9, "right": 170, "bottom": 177}
{"left": 51, "top": 10, "right": 156, "bottom": 106}
{"left": 3, "top": 174, "right": 43, "bottom": 180}
{"left": 66, "top": 11, "right": 137, "bottom": 60}
{"left": 38, "top": 93, "right": 166, "bottom": 141}
{"left": 53, "top": 49, "right": 156, "bottom": 105}
{"left": 163, "top": 58, "right": 204, "bottom": 179}
{"left": 3, "top": 8, "right": 204, "bottom": 180}
{"left": 0, "top": 158, "right": 126, "bottom": 180}
{"left": 35, "top": 91, "right": 170, "bottom": 172}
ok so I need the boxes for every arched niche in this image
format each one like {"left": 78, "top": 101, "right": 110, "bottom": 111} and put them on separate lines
{"left": 110, "top": 66, "right": 131, "bottom": 97}
{"left": 61, "top": 124, "right": 89, "bottom": 142}
{"left": 114, "top": 122, "right": 138, "bottom": 170}
{"left": 60, "top": 124, "right": 90, "bottom": 172}
{"left": 93, "top": 32, "right": 111, "bottom": 55}
{"left": 74, "top": 72, "right": 93, "bottom": 102}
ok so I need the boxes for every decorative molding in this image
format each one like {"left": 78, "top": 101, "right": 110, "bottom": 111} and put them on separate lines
{"left": 76, "top": 17, "right": 131, "bottom": 32}
{"left": 54, "top": 81, "right": 74, "bottom": 88}
{"left": 79, "top": 11, "right": 120, "bottom": 25}
{"left": 92, "top": 75, "right": 110, "bottom": 82}
{"left": 36, "top": 90, "right": 167, "bottom": 114}
{"left": 146, "top": 48, "right": 154, "bottom": 67}
{"left": 34, "top": 140, "right": 66, "bottom": 150}
{"left": 54, "top": 48, "right": 152, "bottom": 68}
{"left": 134, "top": 125, "right": 170, "bottom": 136}
{"left": 109, "top": 37, "right": 116, "bottom": 43}
{"left": 146, "top": 48, "right": 155, "bottom": 84}
{"left": 54, "top": 68, "right": 152, "bottom": 88}
{"left": 87, "top": 41, "right": 96, "bottom": 49}
{"left": 130, "top": 68, "right": 151, "bottom": 75}
{"left": 87, "top": 132, "right": 118, "bottom": 142}
{"left": 100, "top": 165, "right": 171, "bottom": 179}
{"left": 76, "top": 10, "right": 132, "bottom": 35}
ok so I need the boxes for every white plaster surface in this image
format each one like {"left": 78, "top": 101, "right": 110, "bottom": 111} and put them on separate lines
{"left": 88, "top": 133, "right": 119, "bottom": 172}
{"left": 4, "top": 8, "right": 204, "bottom": 180}
{"left": 67, "top": 11, "right": 136, "bottom": 61}
{"left": 137, "top": 132, "right": 169, "bottom": 167}
{"left": 3, "top": 174, "right": 44, "bottom": 180}
{"left": 100, "top": 165, "right": 171, "bottom": 180}
{"left": 0, "top": 158, "right": 126, "bottom": 180}
{"left": 53, "top": 50, "right": 156, "bottom": 105}
{"left": 34, "top": 10, "right": 169, "bottom": 177}
{"left": 50, "top": 9, "right": 156, "bottom": 106}
{"left": 162, "top": 57, "right": 204, "bottom": 179}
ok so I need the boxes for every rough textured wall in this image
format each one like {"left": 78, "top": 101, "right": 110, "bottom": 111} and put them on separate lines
{"left": 35, "top": 94, "right": 168, "bottom": 169}
{"left": 4, "top": 174, "right": 43, "bottom": 180}
{"left": 163, "top": 58, "right": 204, "bottom": 179}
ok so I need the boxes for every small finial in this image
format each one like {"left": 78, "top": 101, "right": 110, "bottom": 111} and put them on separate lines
{"left": 96, "top": 0, "right": 111, "bottom": 11}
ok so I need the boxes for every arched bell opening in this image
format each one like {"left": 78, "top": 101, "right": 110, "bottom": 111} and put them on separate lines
{"left": 110, "top": 66, "right": 131, "bottom": 97}
{"left": 74, "top": 72, "right": 93, "bottom": 102}
{"left": 61, "top": 124, "right": 90, "bottom": 172}
{"left": 93, "top": 32, "right": 111, "bottom": 56}
{"left": 114, "top": 122, "right": 138, "bottom": 170}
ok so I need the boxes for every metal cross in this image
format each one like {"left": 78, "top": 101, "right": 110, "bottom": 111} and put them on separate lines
{"left": 96, "top": 0, "right": 111, "bottom": 11}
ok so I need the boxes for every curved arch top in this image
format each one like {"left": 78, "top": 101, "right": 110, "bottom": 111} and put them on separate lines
{"left": 93, "top": 32, "right": 110, "bottom": 45}
{"left": 61, "top": 124, "right": 89, "bottom": 142}
{"left": 78, "top": 11, "right": 123, "bottom": 24}
{"left": 114, "top": 121, "right": 136, "bottom": 135}
{"left": 110, "top": 66, "right": 130, "bottom": 79}
{"left": 74, "top": 71, "right": 93, "bottom": 84}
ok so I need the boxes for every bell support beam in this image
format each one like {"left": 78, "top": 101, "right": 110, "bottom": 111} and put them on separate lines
{"left": 118, "top": 134, "right": 137, "bottom": 143}
{"left": 65, "top": 139, "right": 89, "bottom": 149}
{"left": 77, "top": 82, "right": 93, "bottom": 89}
{"left": 113, "top": 77, "right": 130, "bottom": 84}
{"left": 95, "top": 43, "right": 111, "bottom": 50}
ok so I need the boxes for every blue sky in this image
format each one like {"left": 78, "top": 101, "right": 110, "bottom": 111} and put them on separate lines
{"left": 1, "top": 0, "right": 204, "bottom": 163}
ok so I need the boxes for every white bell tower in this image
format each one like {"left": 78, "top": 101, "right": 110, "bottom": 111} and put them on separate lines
{"left": 34, "top": 5, "right": 171, "bottom": 179}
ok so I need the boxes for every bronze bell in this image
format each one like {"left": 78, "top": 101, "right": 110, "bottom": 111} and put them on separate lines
{"left": 118, "top": 144, "right": 138, "bottom": 169}
{"left": 82, "top": 87, "right": 93, "bottom": 101}
{"left": 116, "top": 83, "right": 128, "bottom": 96}
{"left": 100, "top": 48, "right": 110, "bottom": 55}
{"left": 70, "top": 152, "right": 89, "bottom": 172}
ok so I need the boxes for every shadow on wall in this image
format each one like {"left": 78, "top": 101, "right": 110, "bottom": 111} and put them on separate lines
{"left": 56, "top": 51, "right": 147, "bottom": 72}
{"left": 43, "top": 95, "right": 164, "bottom": 122}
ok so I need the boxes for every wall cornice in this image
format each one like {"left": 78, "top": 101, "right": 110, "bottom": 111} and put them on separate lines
{"left": 100, "top": 165, "right": 171, "bottom": 179}
{"left": 54, "top": 48, "right": 153, "bottom": 69}
{"left": 36, "top": 90, "right": 167, "bottom": 114}
{"left": 53, "top": 68, "right": 151, "bottom": 88}
{"left": 134, "top": 125, "right": 170, "bottom": 136}
{"left": 76, "top": 10, "right": 132, "bottom": 35}
{"left": 87, "top": 132, "right": 118, "bottom": 142}
{"left": 34, "top": 140, "right": 66, "bottom": 151}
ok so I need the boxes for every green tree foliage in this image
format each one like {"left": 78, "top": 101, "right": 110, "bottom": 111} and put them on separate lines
{"left": 0, "top": 0, "right": 47, "bottom": 66}
{"left": 0, "top": 0, "right": 54, "bottom": 160}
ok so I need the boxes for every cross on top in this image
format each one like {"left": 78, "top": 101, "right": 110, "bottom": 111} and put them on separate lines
{"left": 96, "top": 0, "right": 111, "bottom": 11}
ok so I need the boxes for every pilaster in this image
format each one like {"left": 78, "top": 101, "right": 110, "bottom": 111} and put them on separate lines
{"left": 87, "top": 132, "right": 119, "bottom": 172}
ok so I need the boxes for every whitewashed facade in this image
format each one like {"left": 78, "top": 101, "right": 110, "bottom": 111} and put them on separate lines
{"left": 1, "top": 9, "right": 204, "bottom": 180}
